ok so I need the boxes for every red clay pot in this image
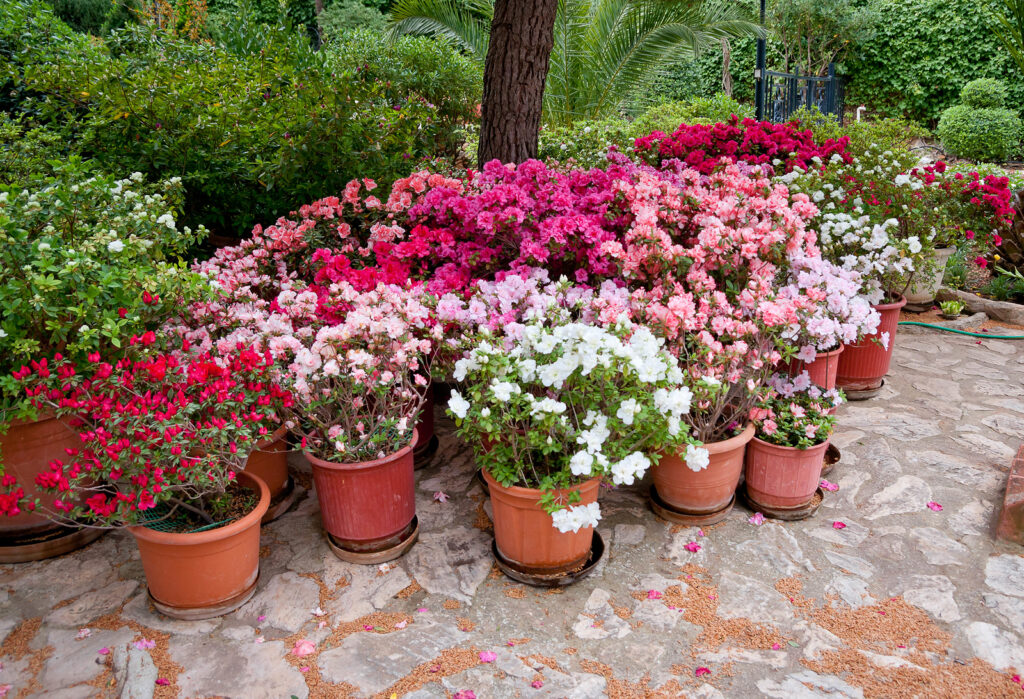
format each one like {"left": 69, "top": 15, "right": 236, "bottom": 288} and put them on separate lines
{"left": 836, "top": 295, "right": 906, "bottom": 393}
{"left": 783, "top": 345, "right": 844, "bottom": 390}
{"left": 652, "top": 425, "right": 755, "bottom": 514}
{"left": 483, "top": 470, "right": 599, "bottom": 575}
{"left": 0, "top": 413, "right": 81, "bottom": 541}
{"left": 414, "top": 391, "right": 435, "bottom": 461}
{"left": 129, "top": 470, "right": 269, "bottom": 620}
{"left": 305, "top": 432, "right": 417, "bottom": 552}
{"left": 244, "top": 426, "right": 289, "bottom": 499}
{"left": 744, "top": 437, "right": 828, "bottom": 510}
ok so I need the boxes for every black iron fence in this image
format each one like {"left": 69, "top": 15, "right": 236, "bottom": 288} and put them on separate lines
{"left": 759, "top": 63, "right": 844, "bottom": 125}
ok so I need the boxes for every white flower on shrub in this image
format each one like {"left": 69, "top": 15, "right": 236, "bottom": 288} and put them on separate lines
{"left": 448, "top": 390, "right": 470, "bottom": 420}
{"left": 616, "top": 398, "right": 640, "bottom": 425}
{"left": 569, "top": 450, "right": 594, "bottom": 477}
{"left": 550, "top": 502, "right": 601, "bottom": 533}
{"left": 610, "top": 451, "right": 650, "bottom": 486}
{"left": 490, "top": 380, "right": 519, "bottom": 402}
{"left": 107, "top": 239, "right": 124, "bottom": 253}
{"left": 684, "top": 444, "right": 711, "bottom": 473}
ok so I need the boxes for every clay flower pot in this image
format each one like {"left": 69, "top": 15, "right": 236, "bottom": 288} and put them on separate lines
{"left": 483, "top": 470, "right": 599, "bottom": 576}
{"left": 129, "top": 470, "right": 269, "bottom": 620}
{"left": 783, "top": 345, "right": 844, "bottom": 390}
{"left": 244, "top": 426, "right": 290, "bottom": 499}
{"left": 744, "top": 437, "right": 828, "bottom": 511}
{"left": 306, "top": 432, "right": 417, "bottom": 558}
{"left": 652, "top": 424, "right": 754, "bottom": 517}
{"left": 0, "top": 413, "right": 105, "bottom": 563}
{"left": 904, "top": 246, "right": 956, "bottom": 306}
{"left": 413, "top": 391, "right": 439, "bottom": 467}
{"left": 836, "top": 295, "right": 907, "bottom": 396}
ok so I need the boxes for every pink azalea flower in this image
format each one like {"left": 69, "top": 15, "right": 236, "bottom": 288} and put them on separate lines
{"left": 832, "top": 521, "right": 846, "bottom": 530}
{"left": 454, "top": 692, "right": 477, "bottom": 699}
{"left": 433, "top": 491, "right": 449, "bottom": 503}
{"left": 695, "top": 667, "right": 711, "bottom": 677}
{"left": 820, "top": 480, "right": 839, "bottom": 492}
{"left": 479, "top": 651, "right": 497, "bottom": 663}
{"left": 291, "top": 639, "right": 316, "bottom": 657}
{"left": 257, "top": 615, "right": 267, "bottom": 622}
{"left": 254, "top": 638, "right": 264, "bottom": 644}
{"left": 300, "top": 666, "right": 310, "bottom": 673}
{"left": 155, "top": 679, "right": 170, "bottom": 686}
{"left": 927, "top": 501, "right": 943, "bottom": 512}
{"left": 134, "top": 638, "right": 156, "bottom": 650}
{"left": 697, "top": 529, "right": 706, "bottom": 537}
{"left": 647, "top": 590, "right": 663, "bottom": 600}
{"left": 531, "top": 680, "right": 544, "bottom": 688}
{"left": 363, "top": 625, "right": 375, "bottom": 631}
{"left": 97, "top": 648, "right": 110, "bottom": 656}
{"left": 0, "top": 685, "right": 10, "bottom": 698}
{"left": 417, "top": 607, "right": 429, "bottom": 612}
{"left": 684, "top": 541, "right": 702, "bottom": 553}
{"left": 772, "top": 643, "right": 781, "bottom": 650}
{"left": 749, "top": 512, "right": 766, "bottom": 525}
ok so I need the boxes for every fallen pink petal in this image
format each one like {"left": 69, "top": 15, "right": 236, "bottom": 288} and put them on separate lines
{"left": 453, "top": 692, "right": 476, "bottom": 699}
{"left": 76, "top": 628, "right": 91, "bottom": 640}
{"left": 684, "top": 541, "right": 702, "bottom": 552}
{"left": 97, "top": 648, "right": 110, "bottom": 656}
{"left": 257, "top": 615, "right": 266, "bottom": 622}
{"left": 395, "top": 620, "right": 408, "bottom": 629}
{"left": 927, "top": 501, "right": 943, "bottom": 511}
{"left": 832, "top": 521, "right": 846, "bottom": 530}
{"left": 433, "top": 491, "right": 449, "bottom": 503}
{"left": 134, "top": 638, "right": 156, "bottom": 650}
{"left": 363, "top": 625, "right": 375, "bottom": 631}
{"left": 531, "top": 680, "right": 544, "bottom": 688}
{"left": 479, "top": 651, "right": 497, "bottom": 663}
{"left": 772, "top": 643, "right": 781, "bottom": 650}
{"left": 749, "top": 512, "right": 766, "bottom": 526}
{"left": 647, "top": 590, "right": 663, "bottom": 599}
{"left": 820, "top": 479, "right": 839, "bottom": 492}
{"left": 155, "top": 679, "right": 170, "bottom": 686}
{"left": 300, "top": 666, "right": 309, "bottom": 673}
{"left": 291, "top": 639, "right": 316, "bottom": 657}
{"left": 417, "top": 608, "right": 429, "bottom": 613}
{"left": 695, "top": 667, "right": 711, "bottom": 677}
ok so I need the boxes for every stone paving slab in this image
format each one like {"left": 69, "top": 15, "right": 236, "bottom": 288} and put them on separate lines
{"left": 1, "top": 332, "right": 1023, "bottom": 697}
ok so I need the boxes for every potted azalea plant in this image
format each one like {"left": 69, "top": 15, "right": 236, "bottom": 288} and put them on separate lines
{"left": 282, "top": 282, "right": 434, "bottom": 563}
{"left": 0, "top": 162, "right": 208, "bottom": 561}
{"left": 745, "top": 372, "right": 841, "bottom": 515}
{"left": 447, "top": 318, "right": 696, "bottom": 580}
{"left": 0, "top": 339, "right": 290, "bottom": 619}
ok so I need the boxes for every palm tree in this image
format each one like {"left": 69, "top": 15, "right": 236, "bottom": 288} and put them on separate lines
{"left": 388, "top": 0, "right": 762, "bottom": 127}
{"left": 989, "top": 0, "right": 1024, "bottom": 73}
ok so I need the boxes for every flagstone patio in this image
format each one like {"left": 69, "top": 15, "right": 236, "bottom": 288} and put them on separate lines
{"left": 1, "top": 330, "right": 1023, "bottom": 698}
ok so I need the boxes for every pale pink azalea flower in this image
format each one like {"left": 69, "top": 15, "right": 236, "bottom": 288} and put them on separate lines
{"left": 76, "top": 628, "right": 91, "bottom": 640}
{"left": 292, "top": 639, "right": 316, "bottom": 657}
{"left": 254, "top": 637, "right": 265, "bottom": 644}
{"left": 300, "top": 666, "right": 310, "bottom": 673}
{"left": 479, "top": 651, "right": 497, "bottom": 663}
{"left": 433, "top": 491, "right": 449, "bottom": 503}
{"left": 749, "top": 512, "right": 766, "bottom": 525}
{"left": 647, "top": 590, "right": 663, "bottom": 600}
{"left": 0, "top": 685, "right": 10, "bottom": 697}
{"left": 134, "top": 638, "right": 156, "bottom": 650}
{"left": 395, "top": 620, "right": 408, "bottom": 629}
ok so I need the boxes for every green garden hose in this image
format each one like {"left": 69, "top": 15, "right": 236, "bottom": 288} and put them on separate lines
{"left": 898, "top": 321, "right": 1024, "bottom": 339}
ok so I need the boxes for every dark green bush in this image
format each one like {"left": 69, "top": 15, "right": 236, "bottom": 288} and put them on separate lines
{"left": 937, "top": 104, "right": 1022, "bottom": 162}
{"left": 0, "top": 113, "right": 83, "bottom": 188}
{"left": 788, "top": 106, "right": 931, "bottom": 155}
{"left": 982, "top": 270, "right": 1024, "bottom": 302}
{"left": 317, "top": 0, "right": 386, "bottom": 36}
{"left": 960, "top": 78, "right": 1008, "bottom": 108}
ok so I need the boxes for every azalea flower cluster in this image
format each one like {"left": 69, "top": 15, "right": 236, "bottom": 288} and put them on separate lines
{"left": 750, "top": 372, "right": 841, "bottom": 449}
{"left": 447, "top": 320, "right": 698, "bottom": 531}
{"left": 0, "top": 337, "right": 291, "bottom": 526}
{"left": 633, "top": 116, "right": 852, "bottom": 175}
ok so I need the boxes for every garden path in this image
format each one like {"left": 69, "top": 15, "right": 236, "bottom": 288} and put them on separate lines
{"left": 1, "top": 330, "right": 1024, "bottom": 698}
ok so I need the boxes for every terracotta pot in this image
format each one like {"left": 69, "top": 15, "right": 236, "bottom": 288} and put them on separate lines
{"left": 414, "top": 391, "right": 436, "bottom": 461}
{"left": 305, "top": 432, "right": 417, "bottom": 552}
{"left": 904, "top": 246, "right": 956, "bottom": 306}
{"left": 129, "top": 470, "right": 268, "bottom": 619}
{"left": 783, "top": 345, "right": 844, "bottom": 390}
{"left": 0, "top": 413, "right": 81, "bottom": 541}
{"left": 744, "top": 437, "right": 828, "bottom": 510}
{"left": 652, "top": 425, "right": 755, "bottom": 514}
{"left": 836, "top": 295, "right": 907, "bottom": 393}
{"left": 483, "top": 469, "right": 599, "bottom": 576}
{"left": 243, "top": 426, "right": 289, "bottom": 499}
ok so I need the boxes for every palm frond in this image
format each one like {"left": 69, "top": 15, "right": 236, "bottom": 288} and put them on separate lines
{"left": 387, "top": 0, "right": 493, "bottom": 62}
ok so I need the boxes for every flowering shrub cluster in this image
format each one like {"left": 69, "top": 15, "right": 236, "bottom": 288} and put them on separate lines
{"left": 633, "top": 117, "right": 852, "bottom": 175}
{"left": 750, "top": 372, "right": 841, "bottom": 449}
{"left": 0, "top": 338, "right": 291, "bottom": 526}
{"left": 447, "top": 320, "right": 697, "bottom": 531}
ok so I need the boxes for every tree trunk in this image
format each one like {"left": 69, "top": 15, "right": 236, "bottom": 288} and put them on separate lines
{"left": 720, "top": 38, "right": 732, "bottom": 97}
{"left": 477, "top": 0, "right": 559, "bottom": 168}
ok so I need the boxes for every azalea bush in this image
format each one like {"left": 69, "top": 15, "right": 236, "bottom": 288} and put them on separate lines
{"left": 447, "top": 320, "right": 697, "bottom": 532}
{"left": 0, "top": 162, "right": 209, "bottom": 420}
{"left": 0, "top": 340, "right": 292, "bottom": 527}
{"left": 750, "top": 372, "right": 841, "bottom": 449}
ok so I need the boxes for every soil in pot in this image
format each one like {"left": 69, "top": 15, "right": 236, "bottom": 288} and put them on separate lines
{"left": 483, "top": 469, "right": 599, "bottom": 577}
{"left": 744, "top": 437, "right": 828, "bottom": 512}
{"left": 130, "top": 471, "right": 269, "bottom": 620}
{"left": 836, "top": 295, "right": 906, "bottom": 395}
{"left": 652, "top": 425, "right": 754, "bottom": 520}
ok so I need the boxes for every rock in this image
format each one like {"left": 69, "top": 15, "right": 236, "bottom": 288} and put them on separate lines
{"left": 985, "top": 554, "right": 1024, "bottom": 597}
{"left": 324, "top": 560, "right": 412, "bottom": 622}
{"left": 865, "top": 476, "right": 933, "bottom": 520}
{"left": 911, "top": 378, "right": 962, "bottom": 401}
{"left": 698, "top": 647, "right": 788, "bottom": 669}
{"left": 898, "top": 575, "right": 960, "bottom": 622}
{"left": 220, "top": 625, "right": 258, "bottom": 642}
{"left": 805, "top": 519, "right": 869, "bottom": 546}
{"left": 982, "top": 414, "right": 1024, "bottom": 440}
{"left": 985, "top": 594, "right": 1024, "bottom": 634}
{"left": 908, "top": 527, "right": 968, "bottom": 566}
{"left": 973, "top": 380, "right": 1024, "bottom": 398}
{"left": 839, "top": 408, "right": 941, "bottom": 442}
{"left": 794, "top": 621, "right": 843, "bottom": 661}
{"left": 664, "top": 527, "right": 712, "bottom": 566}
{"left": 965, "top": 622, "right": 1024, "bottom": 672}
{"left": 170, "top": 637, "right": 308, "bottom": 698}
{"left": 402, "top": 527, "right": 492, "bottom": 603}
{"left": 827, "top": 574, "right": 872, "bottom": 609}
{"left": 112, "top": 644, "right": 158, "bottom": 699}
{"left": 238, "top": 572, "right": 321, "bottom": 632}
{"left": 318, "top": 621, "right": 463, "bottom": 694}
{"left": 823, "top": 550, "right": 876, "bottom": 579}
{"left": 951, "top": 432, "right": 1018, "bottom": 461}
{"left": 44, "top": 580, "right": 139, "bottom": 628}
{"left": 571, "top": 588, "right": 631, "bottom": 640}
{"left": 121, "top": 594, "right": 220, "bottom": 635}
{"left": 758, "top": 670, "right": 865, "bottom": 698}
{"left": 936, "top": 288, "right": 1024, "bottom": 325}
{"left": 735, "top": 523, "right": 815, "bottom": 576}
{"left": 908, "top": 451, "right": 1003, "bottom": 491}
{"left": 613, "top": 523, "right": 646, "bottom": 547}
{"left": 686, "top": 684, "right": 726, "bottom": 699}
{"left": 717, "top": 571, "right": 792, "bottom": 620}
{"left": 39, "top": 627, "right": 135, "bottom": 692}
{"left": 949, "top": 500, "right": 994, "bottom": 537}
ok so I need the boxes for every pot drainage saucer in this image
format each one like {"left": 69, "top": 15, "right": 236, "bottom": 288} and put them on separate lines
{"left": 327, "top": 516, "right": 420, "bottom": 565}
{"left": 844, "top": 379, "right": 884, "bottom": 401}
{"left": 648, "top": 486, "right": 734, "bottom": 526}
{"left": 492, "top": 531, "right": 604, "bottom": 587}
{"left": 741, "top": 486, "right": 825, "bottom": 521}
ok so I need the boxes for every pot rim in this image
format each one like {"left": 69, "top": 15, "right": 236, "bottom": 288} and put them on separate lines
{"left": 750, "top": 435, "right": 831, "bottom": 454}
{"left": 254, "top": 424, "right": 289, "bottom": 451}
{"left": 873, "top": 294, "right": 907, "bottom": 312}
{"left": 481, "top": 468, "right": 601, "bottom": 499}
{"left": 305, "top": 429, "right": 417, "bottom": 472}
{"left": 129, "top": 470, "right": 269, "bottom": 546}
{"left": 4, "top": 408, "right": 63, "bottom": 430}
{"left": 704, "top": 423, "right": 755, "bottom": 455}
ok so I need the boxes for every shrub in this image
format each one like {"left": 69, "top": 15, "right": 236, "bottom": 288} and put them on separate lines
{"left": 937, "top": 103, "right": 1022, "bottom": 163}
{"left": 317, "top": 0, "right": 386, "bottom": 36}
{"left": 787, "top": 106, "right": 931, "bottom": 155}
{"left": 961, "top": 78, "right": 1009, "bottom": 108}
{"left": 0, "top": 114, "right": 82, "bottom": 188}
{"left": 537, "top": 119, "right": 636, "bottom": 168}
{"left": 632, "top": 94, "right": 753, "bottom": 135}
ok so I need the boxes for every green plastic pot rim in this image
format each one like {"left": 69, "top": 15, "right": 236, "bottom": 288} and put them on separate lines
{"left": 129, "top": 471, "right": 269, "bottom": 547}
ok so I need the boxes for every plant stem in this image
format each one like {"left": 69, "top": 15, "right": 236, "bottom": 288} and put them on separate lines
{"left": 167, "top": 496, "right": 215, "bottom": 524}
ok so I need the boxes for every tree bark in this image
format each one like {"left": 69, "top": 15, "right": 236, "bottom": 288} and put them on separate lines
{"left": 477, "top": 0, "right": 559, "bottom": 168}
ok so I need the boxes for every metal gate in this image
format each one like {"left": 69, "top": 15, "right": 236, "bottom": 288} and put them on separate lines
{"left": 760, "top": 63, "right": 844, "bottom": 124}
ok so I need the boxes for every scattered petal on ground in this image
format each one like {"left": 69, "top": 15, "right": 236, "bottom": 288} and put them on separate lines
{"left": 685, "top": 541, "right": 702, "bottom": 552}
{"left": 749, "top": 512, "right": 766, "bottom": 525}
{"left": 820, "top": 479, "right": 839, "bottom": 492}
{"left": 133, "top": 639, "right": 156, "bottom": 650}
{"left": 479, "top": 651, "right": 497, "bottom": 663}
{"left": 832, "top": 521, "right": 846, "bottom": 530}
{"left": 395, "top": 620, "right": 408, "bottom": 629}
{"left": 647, "top": 590, "right": 663, "bottom": 599}
{"left": 695, "top": 667, "right": 711, "bottom": 677}
{"left": 454, "top": 692, "right": 476, "bottom": 699}
{"left": 433, "top": 491, "right": 449, "bottom": 503}
{"left": 97, "top": 648, "right": 110, "bottom": 656}
{"left": 531, "top": 680, "right": 544, "bottom": 688}
{"left": 292, "top": 639, "right": 316, "bottom": 657}
{"left": 155, "top": 679, "right": 170, "bottom": 686}
{"left": 76, "top": 628, "right": 91, "bottom": 640}
{"left": 927, "top": 501, "right": 943, "bottom": 511}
